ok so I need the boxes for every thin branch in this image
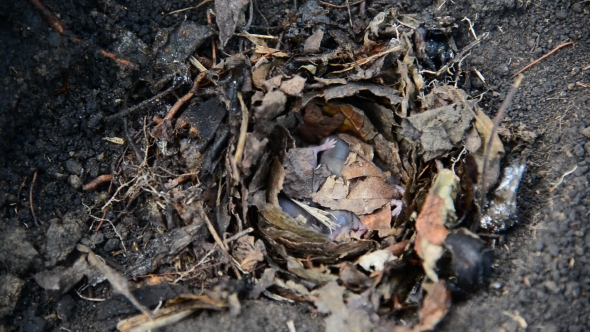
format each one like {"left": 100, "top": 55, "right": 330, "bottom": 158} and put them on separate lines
{"left": 511, "top": 41, "right": 574, "bottom": 78}
{"left": 480, "top": 74, "right": 523, "bottom": 209}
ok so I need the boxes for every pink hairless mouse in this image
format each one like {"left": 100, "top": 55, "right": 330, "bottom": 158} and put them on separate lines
{"left": 309, "top": 137, "right": 337, "bottom": 168}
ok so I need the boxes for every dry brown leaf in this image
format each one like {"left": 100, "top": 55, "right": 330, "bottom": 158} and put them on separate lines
{"left": 397, "top": 60, "right": 415, "bottom": 117}
{"left": 286, "top": 257, "right": 338, "bottom": 285}
{"left": 239, "top": 133, "right": 269, "bottom": 176}
{"left": 232, "top": 236, "right": 264, "bottom": 273}
{"left": 473, "top": 107, "right": 505, "bottom": 190}
{"left": 302, "top": 82, "right": 402, "bottom": 108}
{"left": 312, "top": 176, "right": 401, "bottom": 215}
{"left": 314, "top": 77, "right": 347, "bottom": 87}
{"left": 117, "top": 294, "right": 226, "bottom": 332}
{"left": 282, "top": 147, "right": 331, "bottom": 198}
{"left": 76, "top": 244, "right": 152, "bottom": 319}
{"left": 341, "top": 152, "right": 384, "bottom": 180}
{"left": 253, "top": 89, "right": 287, "bottom": 123}
{"left": 399, "top": 103, "right": 474, "bottom": 161}
{"left": 297, "top": 104, "right": 345, "bottom": 143}
{"left": 215, "top": 0, "right": 249, "bottom": 46}
{"left": 373, "top": 134, "right": 408, "bottom": 183}
{"left": 337, "top": 134, "right": 374, "bottom": 159}
{"left": 423, "top": 85, "right": 469, "bottom": 109}
{"left": 322, "top": 103, "right": 378, "bottom": 141}
{"left": 414, "top": 169, "right": 459, "bottom": 281}
{"left": 252, "top": 60, "right": 273, "bottom": 90}
{"left": 417, "top": 281, "right": 451, "bottom": 331}
{"left": 262, "top": 75, "right": 283, "bottom": 91}
{"left": 464, "top": 126, "right": 482, "bottom": 153}
{"left": 304, "top": 28, "right": 324, "bottom": 53}
{"left": 311, "top": 282, "right": 374, "bottom": 332}
{"left": 267, "top": 158, "right": 285, "bottom": 206}
{"left": 385, "top": 239, "right": 410, "bottom": 257}
{"left": 359, "top": 203, "right": 393, "bottom": 237}
{"left": 339, "top": 262, "right": 373, "bottom": 291}
{"left": 280, "top": 75, "right": 307, "bottom": 97}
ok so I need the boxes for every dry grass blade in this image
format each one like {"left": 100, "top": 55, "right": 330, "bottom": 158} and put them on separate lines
{"left": 288, "top": 197, "right": 339, "bottom": 230}
{"left": 234, "top": 92, "right": 249, "bottom": 166}
{"left": 168, "top": 0, "right": 213, "bottom": 15}
{"left": 76, "top": 244, "right": 153, "bottom": 320}
{"left": 117, "top": 294, "right": 226, "bottom": 332}
{"left": 332, "top": 45, "right": 404, "bottom": 74}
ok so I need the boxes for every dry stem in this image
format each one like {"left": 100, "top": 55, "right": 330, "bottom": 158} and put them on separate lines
{"left": 511, "top": 41, "right": 574, "bottom": 78}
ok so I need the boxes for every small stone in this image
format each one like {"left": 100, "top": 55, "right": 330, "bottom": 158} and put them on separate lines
{"left": 43, "top": 213, "right": 83, "bottom": 267}
{"left": 91, "top": 233, "right": 105, "bottom": 246}
{"left": 584, "top": 143, "right": 590, "bottom": 156}
{"left": 56, "top": 295, "right": 75, "bottom": 322}
{"left": 0, "top": 274, "right": 25, "bottom": 317}
{"left": 65, "top": 159, "right": 83, "bottom": 174}
{"left": 574, "top": 144, "right": 585, "bottom": 157}
{"left": 555, "top": 9, "right": 567, "bottom": 20}
{"left": 544, "top": 280, "right": 558, "bottom": 293}
{"left": 104, "top": 238, "right": 120, "bottom": 252}
{"left": 580, "top": 127, "right": 590, "bottom": 138}
{"left": 548, "top": 244, "right": 560, "bottom": 256}
{"left": 68, "top": 174, "right": 82, "bottom": 190}
{"left": 565, "top": 281, "right": 581, "bottom": 298}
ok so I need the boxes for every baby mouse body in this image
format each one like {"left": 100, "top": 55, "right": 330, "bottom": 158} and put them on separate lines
{"left": 318, "top": 135, "right": 349, "bottom": 176}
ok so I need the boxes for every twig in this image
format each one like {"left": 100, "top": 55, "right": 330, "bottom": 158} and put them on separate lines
{"left": 163, "top": 173, "right": 197, "bottom": 190}
{"left": 233, "top": 92, "right": 249, "bottom": 166}
{"left": 77, "top": 244, "right": 153, "bottom": 320}
{"left": 345, "top": 0, "right": 353, "bottom": 28}
{"left": 105, "top": 86, "right": 176, "bottom": 121}
{"left": 107, "top": 217, "right": 127, "bottom": 252}
{"left": 549, "top": 165, "right": 577, "bottom": 193}
{"left": 332, "top": 45, "right": 403, "bottom": 74}
{"left": 99, "top": 49, "right": 138, "bottom": 70}
{"left": 319, "top": 0, "right": 364, "bottom": 8}
{"left": 197, "top": 205, "right": 242, "bottom": 278}
{"left": 480, "top": 74, "right": 523, "bottom": 208}
{"left": 472, "top": 68, "right": 486, "bottom": 83}
{"left": 163, "top": 72, "right": 207, "bottom": 121}
{"left": 461, "top": 17, "right": 478, "bottom": 40}
{"left": 511, "top": 41, "right": 574, "bottom": 78}
{"left": 75, "top": 289, "right": 106, "bottom": 302}
{"left": 425, "top": 33, "right": 487, "bottom": 76}
{"left": 173, "top": 245, "right": 217, "bottom": 283}
{"left": 168, "top": 0, "right": 213, "bottom": 15}
{"left": 225, "top": 227, "right": 254, "bottom": 244}
{"left": 30, "top": 169, "right": 40, "bottom": 226}
{"left": 207, "top": 10, "right": 217, "bottom": 66}
{"left": 244, "top": 0, "right": 254, "bottom": 32}
{"left": 576, "top": 82, "right": 590, "bottom": 88}
{"left": 27, "top": 0, "right": 65, "bottom": 34}
{"left": 83, "top": 174, "right": 114, "bottom": 191}
{"left": 235, "top": 32, "right": 278, "bottom": 39}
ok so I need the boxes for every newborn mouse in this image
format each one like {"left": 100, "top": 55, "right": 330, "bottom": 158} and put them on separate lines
{"left": 278, "top": 195, "right": 367, "bottom": 241}
{"left": 318, "top": 135, "right": 349, "bottom": 176}
{"left": 326, "top": 209, "right": 367, "bottom": 240}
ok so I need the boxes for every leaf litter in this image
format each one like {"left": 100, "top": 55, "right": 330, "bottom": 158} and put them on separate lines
{"left": 51, "top": 1, "right": 529, "bottom": 330}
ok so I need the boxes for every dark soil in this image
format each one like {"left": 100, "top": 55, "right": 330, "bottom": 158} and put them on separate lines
{"left": 1, "top": 0, "right": 589, "bottom": 331}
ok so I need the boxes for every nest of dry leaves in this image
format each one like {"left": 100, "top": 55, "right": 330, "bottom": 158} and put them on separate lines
{"left": 63, "top": 3, "right": 526, "bottom": 331}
